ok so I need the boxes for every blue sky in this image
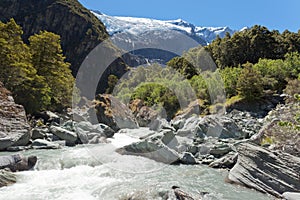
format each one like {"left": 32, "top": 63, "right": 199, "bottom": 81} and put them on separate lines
{"left": 79, "top": 0, "right": 300, "bottom": 32}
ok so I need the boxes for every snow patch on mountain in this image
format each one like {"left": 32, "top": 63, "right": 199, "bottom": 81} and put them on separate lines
{"left": 91, "top": 11, "right": 236, "bottom": 44}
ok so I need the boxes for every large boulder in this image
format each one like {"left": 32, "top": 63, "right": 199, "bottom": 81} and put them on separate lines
{"left": 227, "top": 142, "right": 300, "bottom": 197}
{"left": 116, "top": 131, "right": 180, "bottom": 164}
{"left": 94, "top": 94, "right": 138, "bottom": 131}
{"left": 0, "top": 154, "right": 37, "bottom": 172}
{"left": 198, "top": 115, "right": 245, "bottom": 139}
{"left": 176, "top": 116, "right": 204, "bottom": 138}
{"left": 0, "top": 82, "right": 31, "bottom": 150}
{"left": 49, "top": 126, "right": 78, "bottom": 145}
{"left": 73, "top": 121, "right": 115, "bottom": 144}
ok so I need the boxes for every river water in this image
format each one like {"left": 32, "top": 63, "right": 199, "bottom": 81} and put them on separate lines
{"left": 0, "top": 129, "right": 272, "bottom": 200}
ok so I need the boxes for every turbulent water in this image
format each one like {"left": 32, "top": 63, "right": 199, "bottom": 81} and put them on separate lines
{"left": 0, "top": 129, "right": 272, "bottom": 200}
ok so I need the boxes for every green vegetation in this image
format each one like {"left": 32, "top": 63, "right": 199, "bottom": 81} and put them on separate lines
{"left": 132, "top": 82, "right": 179, "bottom": 119}
{"left": 120, "top": 25, "right": 300, "bottom": 117}
{"left": 113, "top": 64, "right": 196, "bottom": 119}
{"left": 236, "top": 63, "right": 264, "bottom": 100}
{"left": 0, "top": 19, "right": 74, "bottom": 113}
{"left": 29, "top": 31, "right": 74, "bottom": 111}
{"left": 206, "top": 25, "right": 300, "bottom": 68}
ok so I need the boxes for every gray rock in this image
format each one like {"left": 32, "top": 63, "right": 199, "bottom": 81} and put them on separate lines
{"left": 31, "top": 127, "right": 47, "bottom": 140}
{"left": 161, "top": 130, "right": 176, "bottom": 146}
{"left": 0, "top": 169, "right": 16, "bottom": 188}
{"left": 209, "top": 144, "right": 232, "bottom": 158}
{"left": 116, "top": 140, "right": 180, "bottom": 164}
{"left": 75, "top": 121, "right": 96, "bottom": 132}
{"left": 209, "top": 152, "right": 238, "bottom": 168}
{"left": 75, "top": 127, "right": 89, "bottom": 144}
{"left": 149, "top": 118, "right": 175, "bottom": 132}
{"left": 0, "top": 82, "right": 31, "bottom": 150}
{"left": 61, "top": 120, "right": 76, "bottom": 132}
{"left": 282, "top": 192, "right": 300, "bottom": 200}
{"left": 176, "top": 116, "right": 203, "bottom": 138}
{"left": 75, "top": 121, "right": 115, "bottom": 138}
{"left": 187, "top": 145, "right": 199, "bottom": 155}
{"left": 175, "top": 136, "right": 194, "bottom": 153}
{"left": 95, "top": 123, "right": 115, "bottom": 138}
{"left": 171, "top": 118, "right": 186, "bottom": 130}
{"left": 198, "top": 115, "right": 245, "bottom": 139}
{"left": 227, "top": 142, "right": 300, "bottom": 197}
{"left": 50, "top": 126, "right": 78, "bottom": 143}
{"left": 0, "top": 154, "right": 37, "bottom": 172}
{"left": 32, "top": 139, "right": 60, "bottom": 149}
{"left": 180, "top": 152, "right": 197, "bottom": 165}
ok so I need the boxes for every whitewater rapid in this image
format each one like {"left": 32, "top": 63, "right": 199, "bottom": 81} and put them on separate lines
{"left": 0, "top": 129, "right": 272, "bottom": 200}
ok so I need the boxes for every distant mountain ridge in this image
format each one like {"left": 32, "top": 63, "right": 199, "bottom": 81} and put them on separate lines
{"left": 91, "top": 10, "right": 237, "bottom": 45}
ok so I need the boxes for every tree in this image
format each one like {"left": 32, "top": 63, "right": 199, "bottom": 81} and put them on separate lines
{"left": 29, "top": 31, "right": 75, "bottom": 111}
{"left": 167, "top": 56, "right": 198, "bottom": 79}
{"left": 106, "top": 74, "right": 119, "bottom": 94}
{"left": 0, "top": 19, "right": 51, "bottom": 113}
{"left": 237, "top": 63, "right": 264, "bottom": 100}
{"left": 219, "top": 67, "right": 242, "bottom": 98}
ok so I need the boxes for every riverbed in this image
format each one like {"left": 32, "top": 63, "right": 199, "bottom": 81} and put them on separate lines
{"left": 0, "top": 131, "right": 272, "bottom": 200}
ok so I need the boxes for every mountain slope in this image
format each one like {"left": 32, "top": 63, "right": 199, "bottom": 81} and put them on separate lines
{"left": 0, "top": 0, "right": 110, "bottom": 76}
{"left": 91, "top": 11, "right": 237, "bottom": 65}
{"left": 0, "top": 0, "right": 130, "bottom": 97}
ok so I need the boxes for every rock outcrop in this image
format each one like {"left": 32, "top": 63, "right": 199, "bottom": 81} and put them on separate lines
{"left": 227, "top": 142, "right": 300, "bottom": 198}
{"left": 94, "top": 94, "right": 138, "bottom": 131}
{"left": 129, "top": 99, "right": 158, "bottom": 127}
{"left": 0, "top": 82, "right": 31, "bottom": 150}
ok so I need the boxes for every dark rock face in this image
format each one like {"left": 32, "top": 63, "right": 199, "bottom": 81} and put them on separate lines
{"left": 0, "top": 0, "right": 108, "bottom": 76}
{"left": 227, "top": 142, "right": 300, "bottom": 198}
{"left": 0, "top": 82, "right": 31, "bottom": 150}
{"left": 94, "top": 94, "right": 138, "bottom": 131}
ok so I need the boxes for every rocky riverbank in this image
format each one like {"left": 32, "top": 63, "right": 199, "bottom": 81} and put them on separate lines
{"left": 0, "top": 83, "right": 299, "bottom": 198}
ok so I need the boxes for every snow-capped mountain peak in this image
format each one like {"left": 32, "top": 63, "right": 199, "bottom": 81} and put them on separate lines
{"left": 91, "top": 11, "right": 236, "bottom": 44}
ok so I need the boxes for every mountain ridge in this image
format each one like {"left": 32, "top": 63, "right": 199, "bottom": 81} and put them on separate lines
{"left": 91, "top": 10, "right": 238, "bottom": 45}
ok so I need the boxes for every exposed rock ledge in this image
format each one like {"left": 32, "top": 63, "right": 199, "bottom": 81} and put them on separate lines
{"left": 227, "top": 142, "right": 300, "bottom": 198}
{"left": 0, "top": 82, "right": 31, "bottom": 150}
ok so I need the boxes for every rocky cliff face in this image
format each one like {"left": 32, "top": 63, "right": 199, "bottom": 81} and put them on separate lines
{"left": 0, "top": 0, "right": 127, "bottom": 81}
{"left": 0, "top": 82, "right": 31, "bottom": 150}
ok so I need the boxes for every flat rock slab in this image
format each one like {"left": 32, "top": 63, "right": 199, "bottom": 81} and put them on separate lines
{"left": 227, "top": 142, "right": 300, "bottom": 198}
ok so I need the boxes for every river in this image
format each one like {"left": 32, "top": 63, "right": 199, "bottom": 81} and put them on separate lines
{"left": 0, "top": 129, "right": 272, "bottom": 200}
